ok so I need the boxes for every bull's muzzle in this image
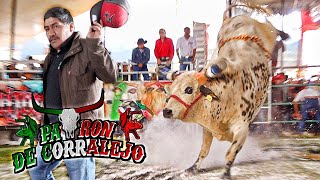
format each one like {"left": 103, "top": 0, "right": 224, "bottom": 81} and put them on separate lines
{"left": 163, "top": 108, "right": 173, "bottom": 118}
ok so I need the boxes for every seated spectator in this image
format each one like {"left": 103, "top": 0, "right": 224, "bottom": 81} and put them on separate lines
{"left": 131, "top": 38, "right": 150, "bottom": 81}
{"left": 6, "top": 64, "right": 19, "bottom": 78}
{"left": 292, "top": 76, "right": 320, "bottom": 134}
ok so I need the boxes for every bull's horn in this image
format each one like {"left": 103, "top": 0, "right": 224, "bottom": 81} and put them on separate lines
{"left": 205, "top": 60, "right": 227, "bottom": 78}
{"left": 196, "top": 71, "right": 208, "bottom": 85}
{"left": 32, "top": 94, "right": 63, "bottom": 115}
{"left": 74, "top": 90, "right": 104, "bottom": 113}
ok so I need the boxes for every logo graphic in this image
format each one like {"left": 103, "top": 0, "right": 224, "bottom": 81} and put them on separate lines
{"left": 118, "top": 100, "right": 154, "bottom": 141}
{"left": 31, "top": 90, "right": 104, "bottom": 139}
{"left": 119, "top": 108, "right": 143, "bottom": 141}
{"left": 15, "top": 115, "right": 38, "bottom": 147}
{"left": 12, "top": 89, "right": 147, "bottom": 174}
{"left": 105, "top": 11, "right": 115, "bottom": 24}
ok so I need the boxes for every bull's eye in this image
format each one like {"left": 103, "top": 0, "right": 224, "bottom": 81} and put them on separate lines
{"left": 185, "top": 87, "right": 193, "bottom": 94}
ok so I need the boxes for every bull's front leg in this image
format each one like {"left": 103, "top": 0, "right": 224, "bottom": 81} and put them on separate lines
{"left": 186, "top": 128, "right": 213, "bottom": 173}
{"left": 222, "top": 124, "right": 249, "bottom": 179}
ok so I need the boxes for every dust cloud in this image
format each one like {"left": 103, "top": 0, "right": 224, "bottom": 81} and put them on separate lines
{"left": 136, "top": 114, "right": 280, "bottom": 170}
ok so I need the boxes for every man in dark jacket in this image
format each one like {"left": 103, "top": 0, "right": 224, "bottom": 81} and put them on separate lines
{"left": 131, "top": 38, "right": 150, "bottom": 80}
{"left": 29, "top": 7, "right": 117, "bottom": 180}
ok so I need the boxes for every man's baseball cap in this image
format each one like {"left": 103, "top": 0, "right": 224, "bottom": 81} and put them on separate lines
{"left": 137, "top": 38, "right": 147, "bottom": 44}
{"left": 90, "top": 0, "right": 130, "bottom": 28}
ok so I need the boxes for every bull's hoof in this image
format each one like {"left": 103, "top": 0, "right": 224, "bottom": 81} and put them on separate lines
{"left": 185, "top": 165, "right": 197, "bottom": 174}
{"left": 221, "top": 172, "right": 232, "bottom": 180}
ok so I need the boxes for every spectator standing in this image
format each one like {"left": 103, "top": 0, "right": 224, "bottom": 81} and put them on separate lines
{"left": 154, "top": 28, "right": 174, "bottom": 80}
{"left": 131, "top": 38, "right": 150, "bottom": 81}
{"left": 176, "top": 27, "right": 196, "bottom": 71}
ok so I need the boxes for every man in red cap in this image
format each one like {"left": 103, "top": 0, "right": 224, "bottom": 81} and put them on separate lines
{"left": 29, "top": 7, "right": 117, "bottom": 180}
{"left": 154, "top": 28, "right": 174, "bottom": 80}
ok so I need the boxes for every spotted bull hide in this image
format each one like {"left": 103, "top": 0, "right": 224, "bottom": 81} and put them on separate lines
{"left": 163, "top": 14, "right": 278, "bottom": 179}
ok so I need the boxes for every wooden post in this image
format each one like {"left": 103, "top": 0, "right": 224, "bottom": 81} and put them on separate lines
{"left": 10, "top": 0, "right": 17, "bottom": 60}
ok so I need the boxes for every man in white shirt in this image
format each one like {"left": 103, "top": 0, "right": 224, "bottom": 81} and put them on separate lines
{"left": 176, "top": 27, "right": 197, "bottom": 71}
{"left": 292, "top": 78, "right": 320, "bottom": 133}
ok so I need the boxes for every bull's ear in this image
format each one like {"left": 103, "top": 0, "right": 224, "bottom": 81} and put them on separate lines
{"left": 167, "top": 71, "right": 181, "bottom": 80}
{"left": 200, "top": 85, "right": 212, "bottom": 96}
{"left": 200, "top": 85, "right": 219, "bottom": 100}
{"left": 156, "top": 87, "right": 165, "bottom": 92}
{"left": 146, "top": 87, "right": 154, "bottom": 92}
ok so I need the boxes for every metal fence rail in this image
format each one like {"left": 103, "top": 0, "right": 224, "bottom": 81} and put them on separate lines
{"left": 118, "top": 61, "right": 195, "bottom": 81}
{"left": 1, "top": 60, "right": 319, "bottom": 125}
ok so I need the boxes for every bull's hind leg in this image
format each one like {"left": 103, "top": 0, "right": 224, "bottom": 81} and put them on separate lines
{"left": 186, "top": 128, "right": 213, "bottom": 173}
{"left": 222, "top": 124, "right": 249, "bottom": 179}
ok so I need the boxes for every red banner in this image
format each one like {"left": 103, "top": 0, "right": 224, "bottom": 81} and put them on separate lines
{"left": 0, "top": 85, "right": 43, "bottom": 126}
{"left": 301, "top": 10, "right": 318, "bottom": 34}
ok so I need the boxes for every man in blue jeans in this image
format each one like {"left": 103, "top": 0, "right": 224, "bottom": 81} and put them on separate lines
{"left": 176, "top": 27, "right": 197, "bottom": 71}
{"left": 29, "top": 6, "right": 117, "bottom": 180}
{"left": 29, "top": 137, "right": 95, "bottom": 180}
{"left": 293, "top": 79, "right": 320, "bottom": 134}
{"left": 131, "top": 38, "right": 150, "bottom": 81}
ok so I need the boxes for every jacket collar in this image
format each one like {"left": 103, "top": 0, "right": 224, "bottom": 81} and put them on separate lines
{"left": 63, "top": 32, "right": 82, "bottom": 60}
{"left": 45, "top": 32, "right": 83, "bottom": 72}
{"left": 49, "top": 32, "right": 76, "bottom": 55}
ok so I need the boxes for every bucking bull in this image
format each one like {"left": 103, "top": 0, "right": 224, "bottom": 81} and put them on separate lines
{"left": 163, "top": 5, "right": 278, "bottom": 179}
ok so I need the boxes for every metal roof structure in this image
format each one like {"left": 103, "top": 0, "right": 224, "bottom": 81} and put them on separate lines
{"left": 0, "top": 0, "right": 100, "bottom": 49}
{"left": 234, "top": 0, "right": 320, "bottom": 15}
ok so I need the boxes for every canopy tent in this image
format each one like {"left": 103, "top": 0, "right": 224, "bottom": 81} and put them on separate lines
{"left": 231, "top": 0, "right": 319, "bottom": 69}
{"left": 234, "top": 0, "right": 320, "bottom": 15}
{"left": 0, "top": 0, "right": 100, "bottom": 55}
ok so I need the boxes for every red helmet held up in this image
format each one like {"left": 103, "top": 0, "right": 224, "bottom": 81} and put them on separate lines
{"left": 90, "top": 0, "right": 130, "bottom": 28}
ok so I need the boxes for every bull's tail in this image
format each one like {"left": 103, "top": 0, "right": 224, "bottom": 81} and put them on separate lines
{"left": 223, "top": 3, "right": 272, "bottom": 20}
